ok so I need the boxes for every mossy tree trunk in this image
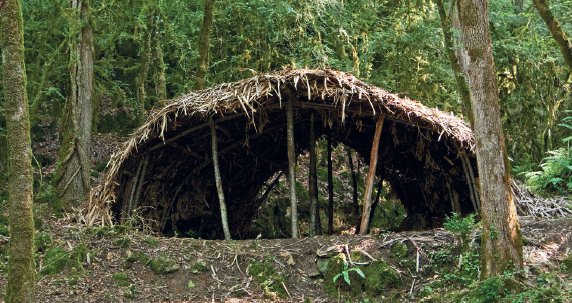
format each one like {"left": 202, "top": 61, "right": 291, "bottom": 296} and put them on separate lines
{"left": 0, "top": 0, "right": 36, "bottom": 300}
{"left": 286, "top": 99, "right": 298, "bottom": 238}
{"left": 308, "top": 113, "right": 318, "bottom": 237}
{"left": 155, "top": 34, "right": 167, "bottom": 105}
{"left": 55, "top": 0, "right": 93, "bottom": 208}
{"left": 194, "top": 0, "right": 215, "bottom": 90}
{"left": 136, "top": 28, "right": 151, "bottom": 121}
{"left": 327, "top": 131, "right": 334, "bottom": 236}
{"left": 435, "top": 0, "right": 472, "bottom": 120}
{"left": 359, "top": 111, "right": 385, "bottom": 235}
{"left": 457, "top": 0, "right": 524, "bottom": 278}
{"left": 532, "top": 0, "right": 572, "bottom": 71}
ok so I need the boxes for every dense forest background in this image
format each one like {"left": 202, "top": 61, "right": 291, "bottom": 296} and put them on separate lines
{"left": 0, "top": 0, "right": 571, "bottom": 198}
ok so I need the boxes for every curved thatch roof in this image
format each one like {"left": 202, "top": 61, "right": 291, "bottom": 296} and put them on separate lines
{"left": 86, "top": 69, "right": 478, "bottom": 237}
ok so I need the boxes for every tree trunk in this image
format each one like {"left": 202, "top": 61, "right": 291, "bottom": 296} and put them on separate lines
{"left": 347, "top": 148, "right": 361, "bottom": 233}
{"left": 286, "top": 99, "right": 298, "bottom": 238}
{"left": 136, "top": 28, "right": 151, "bottom": 121}
{"left": 435, "top": 0, "right": 472, "bottom": 119}
{"left": 308, "top": 113, "right": 318, "bottom": 237}
{"left": 327, "top": 131, "right": 334, "bottom": 235}
{"left": 55, "top": 0, "right": 93, "bottom": 209}
{"left": 457, "top": 0, "right": 524, "bottom": 278}
{"left": 194, "top": 0, "right": 215, "bottom": 90}
{"left": 210, "top": 118, "right": 231, "bottom": 240}
{"left": 532, "top": 0, "right": 572, "bottom": 71}
{"left": 155, "top": 35, "right": 167, "bottom": 105}
{"left": 0, "top": 0, "right": 36, "bottom": 300}
{"left": 359, "top": 111, "right": 386, "bottom": 235}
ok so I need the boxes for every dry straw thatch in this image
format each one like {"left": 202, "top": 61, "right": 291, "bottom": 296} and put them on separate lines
{"left": 86, "top": 69, "right": 479, "bottom": 233}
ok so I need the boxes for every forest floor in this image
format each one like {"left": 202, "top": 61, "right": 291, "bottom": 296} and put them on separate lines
{"left": 0, "top": 215, "right": 570, "bottom": 302}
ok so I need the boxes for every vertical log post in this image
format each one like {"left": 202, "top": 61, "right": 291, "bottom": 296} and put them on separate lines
{"left": 131, "top": 152, "right": 150, "bottom": 216}
{"left": 367, "top": 178, "right": 385, "bottom": 232}
{"left": 460, "top": 151, "right": 479, "bottom": 212}
{"left": 347, "top": 148, "right": 361, "bottom": 233}
{"left": 210, "top": 117, "right": 231, "bottom": 240}
{"left": 359, "top": 111, "right": 386, "bottom": 235}
{"left": 465, "top": 154, "right": 481, "bottom": 210}
{"left": 308, "top": 113, "right": 318, "bottom": 237}
{"left": 327, "top": 131, "right": 334, "bottom": 235}
{"left": 286, "top": 99, "right": 299, "bottom": 238}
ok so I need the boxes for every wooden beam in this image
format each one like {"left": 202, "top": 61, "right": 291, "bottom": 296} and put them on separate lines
{"left": 286, "top": 98, "right": 298, "bottom": 238}
{"left": 210, "top": 117, "right": 232, "bottom": 240}
{"left": 359, "top": 111, "right": 386, "bottom": 235}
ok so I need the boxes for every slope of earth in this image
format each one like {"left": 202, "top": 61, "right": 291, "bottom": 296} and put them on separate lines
{"left": 0, "top": 216, "right": 569, "bottom": 302}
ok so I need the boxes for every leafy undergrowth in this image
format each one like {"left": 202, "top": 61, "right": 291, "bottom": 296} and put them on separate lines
{"left": 0, "top": 215, "right": 570, "bottom": 302}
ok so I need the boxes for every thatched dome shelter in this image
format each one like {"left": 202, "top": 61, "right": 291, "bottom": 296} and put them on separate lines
{"left": 86, "top": 69, "right": 480, "bottom": 239}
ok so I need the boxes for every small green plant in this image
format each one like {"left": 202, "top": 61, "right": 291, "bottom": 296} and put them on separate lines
{"left": 444, "top": 213, "right": 477, "bottom": 252}
{"left": 124, "top": 285, "right": 138, "bottom": 299}
{"left": 112, "top": 237, "right": 131, "bottom": 248}
{"left": 113, "top": 272, "right": 130, "bottom": 287}
{"left": 187, "top": 280, "right": 195, "bottom": 288}
{"left": 333, "top": 262, "right": 365, "bottom": 285}
{"left": 144, "top": 238, "right": 159, "bottom": 247}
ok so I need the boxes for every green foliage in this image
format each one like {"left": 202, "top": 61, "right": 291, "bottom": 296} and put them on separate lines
{"left": 71, "top": 242, "right": 89, "bottom": 263}
{"left": 444, "top": 213, "right": 477, "bottom": 252}
{"left": 333, "top": 262, "right": 365, "bottom": 286}
{"left": 390, "top": 243, "right": 408, "bottom": 260}
{"left": 144, "top": 238, "right": 159, "bottom": 247}
{"left": 444, "top": 251, "right": 481, "bottom": 286}
{"left": 471, "top": 276, "right": 504, "bottom": 303}
{"left": 34, "top": 187, "right": 63, "bottom": 217}
{"left": 34, "top": 233, "right": 53, "bottom": 253}
{"left": 41, "top": 248, "right": 73, "bottom": 275}
{"left": 149, "top": 256, "right": 180, "bottom": 274}
{"left": 190, "top": 258, "right": 208, "bottom": 274}
{"left": 112, "top": 237, "right": 131, "bottom": 248}
{"left": 249, "top": 257, "right": 287, "bottom": 299}
{"left": 364, "top": 260, "right": 401, "bottom": 296}
{"left": 113, "top": 272, "right": 130, "bottom": 287}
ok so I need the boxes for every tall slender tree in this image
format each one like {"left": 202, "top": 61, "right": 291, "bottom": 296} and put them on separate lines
{"left": 286, "top": 99, "right": 298, "bottom": 238}
{"left": 1, "top": 0, "right": 36, "bottom": 300}
{"left": 457, "top": 0, "right": 524, "bottom": 278}
{"left": 532, "top": 0, "right": 572, "bottom": 71}
{"left": 195, "top": 0, "right": 215, "bottom": 90}
{"left": 54, "top": 0, "right": 94, "bottom": 208}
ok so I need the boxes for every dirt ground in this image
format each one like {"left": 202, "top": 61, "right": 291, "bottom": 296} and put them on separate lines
{"left": 0, "top": 215, "right": 569, "bottom": 303}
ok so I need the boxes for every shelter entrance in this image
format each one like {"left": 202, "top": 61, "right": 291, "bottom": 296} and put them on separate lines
{"left": 88, "top": 69, "right": 479, "bottom": 239}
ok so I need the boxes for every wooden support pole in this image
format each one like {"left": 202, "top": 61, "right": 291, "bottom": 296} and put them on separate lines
{"left": 460, "top": 151, "right": 479, "bottom": 213}
{"left": 210, "top": 118, "right": 231, "bottom": 240}
{"left": 359, "top": 111, "right": 386, "bottom": 235}
{"left": 465, "top": 154, "right": 481, "bottom": 210}
{"left": 327, "top": 130, "right": 334, "bottom": 235}
{"left": 286, "top": 99, "right": 299, "bottom": 238}
{"left": 309, "top": 113, "right": 319, "bottom": 237}
{"left": 347, "top": 148, "right": 361, "bottom": 233}
{"left": 131, "top": 152, "right": 150, "bottom": 216}
{"left": 367, "top": 177, "right": 385, "bottom": 233}
{"left": 124, "top": 159, "right": 144, "bottom": 224}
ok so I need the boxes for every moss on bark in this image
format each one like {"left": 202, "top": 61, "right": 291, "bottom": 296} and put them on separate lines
{"left": 0, "top": 0, "right": 36, "bottom": 300}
